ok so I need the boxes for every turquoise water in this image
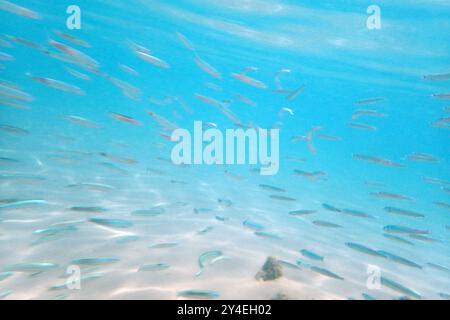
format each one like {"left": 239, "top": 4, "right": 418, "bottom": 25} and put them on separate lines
{"left": 0, "top": 0, "right": 449, "bottom": 300}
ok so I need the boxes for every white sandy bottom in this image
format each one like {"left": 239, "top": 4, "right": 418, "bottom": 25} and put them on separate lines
{"left": 0, "top": 167, "right": 449, "bottom": 300}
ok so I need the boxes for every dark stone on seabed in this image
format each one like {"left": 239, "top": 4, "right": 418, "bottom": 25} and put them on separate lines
{"left": 255, "top": 256, "right": 282, "bottom": 281}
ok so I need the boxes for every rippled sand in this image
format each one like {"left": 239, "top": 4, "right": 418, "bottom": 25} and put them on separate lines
{"left": 1, "top": 162, "right": 449, "bottom": 300}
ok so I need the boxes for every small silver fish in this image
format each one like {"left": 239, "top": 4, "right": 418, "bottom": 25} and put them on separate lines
{"left": 384, "top": 207, "right": 424, "bottom": 218}
{"left": 136, "top": 51, "right": 170, "bottom": 69}
{"left": 232, "top": 72, "right": 267, "bottom": 89}
{"left": 347, "top": 122, "right": 377, "bottom": 131}
{"left": 7, "top": 263, "right": 58, "bottom": 272}
{"left": 109, "top": 112, "right": 142, "bottom": 126}
{"left": 0, "top": 124, "right": 29, "bottom": 135}
{"left": 322, "top": 203, "right": 341, "bottom": 212}
{"left": 434, "top": 201, "right": 450, "bottom": 210}
{"left": 286, "top": 84, "right": 305, "bottom": 101}
{"left": 341, "top": 209, "right": 373, "bottom": 218}
{"left": 64, "top": 115, "right": 99, "bottom": 128}
{"left": 355, "top": 97, "right": 385, "bottom": 105}
{"left": 148, "top": 242, "right": 179, "bottom": 249}
{"left": 313, "top": 220, "right": 342, "bottom": 228}
{"left": 380, "top": 276, "right": 421, "bottom": 299}
{"left": 383, "top": 234, "right": 415, "bottom": 246}
{"left": 66, "top": 182, "right": 114, "bottom": 191}
{"left": 0, "top": 199, "right": 47, "bottom": 209}
{"left": 71, "top": 257, "right": 119, "bottom": 265}
{"left": 300, "top": 249, "right": 324, "bottom": 261}
{"left": 352, "top": 109, "right": 386, "bottom": 120}
{"left": 176, "top": 32, "right": 195, "bottom": 51}
{"left": 235, "top": 93, "right": 256, "bottom": 107}
{"left": 432, "top": 93, "right": 450, "bottom": 100}
{"left": 64, "top": 67, "right": 91, "bottom": 81}
{"left": 69, "top": 206, "right": 107, "bottom": 212}
{"left": 353, "top": 154, "right": 403, "bottom": 168}
{"left": 383, "top": 225, "right": 428, "bottom": 235}
{"left": 0, "top": 0, "right": 41, "bottom": 19}
{"left": 243, "top": 219, "right": 264, "bottom": 231}
{"left": 89, "top": 217, "right": 133, "bottom": 228}
{"left": 346, "top": 242, "right": 385, "bottom": 258}
{"left": 54, "top": 30, "right": 90, "bottom": 48}
{"left": 377, "top": 250, "right": 422, "bottom": 269}
{"left": 194, "top": 55, "right": 221, "bottom": 79}
{"left": 270, "top": 195, "right": 296, "bottom": 201}
{"left": 138, "top": 263, "right": 170, "bottom": 272}
{"left": 259, "top": 184, "right": 286, "bottom": 192}
{"left": 310, "top": 266, "right": 344, "bottom": 280}
{"left": 370, "top": 192, "right": 412, "bottom": 201}
{"left": 423, "top": 73, "right": 450, "bottom": 81}
{"left": 177, "top": 290, "right": 220, "bottom": 299}
{"left": 407, "top": 152, "right": 439, "bottom": 162}
{"left": 26, "top": 73, "right": 85, "bottom": 95}
{"left": 0, "top": 272, "right": 13, "bottom": 281}
{"left": 254, "top": 231, "right": 280, "bottom": 239}
{"left": 289, "top": 209, "right": 316, "bottom": 216}
{"left": 119, "top": 64, "right": 139, "bottom": 77}
{"left": 132, "top": 206, "right": 165, "bottom": 216}
{"left": 196, "top": 250, "right": 223, "bottom": 276}
{"left": 198, "top": 226, "right": 214, "bottom": 235}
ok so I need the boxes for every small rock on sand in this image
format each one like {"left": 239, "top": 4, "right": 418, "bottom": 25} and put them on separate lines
{"left": 255, "top": 256, "right": 282, "bottom": 281}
